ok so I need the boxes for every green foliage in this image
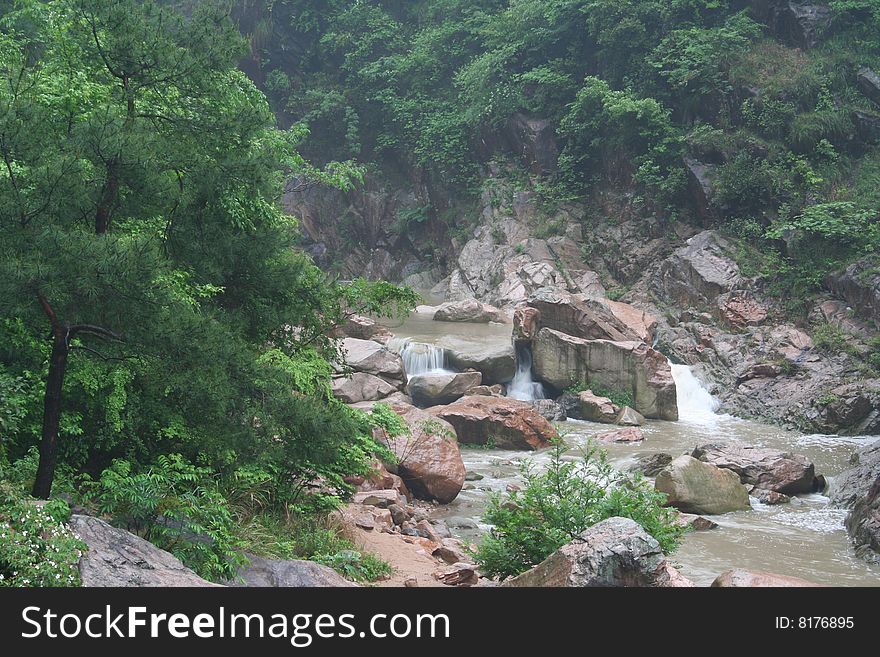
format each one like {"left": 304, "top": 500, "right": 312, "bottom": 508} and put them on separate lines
{"left": 475, "top": 441, "right": 685, "bottom": 579}
{"left": 811, "top": 322, "right": 858, "bottom": 356}
{"left": 0, "top": 457, "right": 85, "bottom": 587}
{"left": 80, "top": 455, "right": 246, "bottom": 581}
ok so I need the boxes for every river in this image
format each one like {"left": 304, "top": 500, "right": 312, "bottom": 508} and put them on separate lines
{"left": 383, "top": 310, "right": 880, "bottom": 586}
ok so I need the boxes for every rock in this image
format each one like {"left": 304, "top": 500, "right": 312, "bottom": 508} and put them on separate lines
{"left": 824, "top": 258, "right": 880, "bottom": 328}
{"left": 346, "top": 459, "right": 411, "bottom": 500}
{"left": 433, "top": 539, "right": 471, "bottom": 565}
{"left": 717, "top": 291, "right": 768, "bottom": 329}
{"left": 429, "top": 395, "right": 558, "bottom": 450}
{"left": 503, "top": 517, "right": 677, "bottom": 587}
{"left": 407, "top": 371, "right": 482, "bottom": 406}
{"left": 433, "top": 298, "right": 507, "bottom": 324}
{"left": 656, "top": 231, "right": 741, "bottom": 309}
{"left": 416, "top": 520, "right": 443, "bottom": 543}
{"left": 231, "top": 553, "right": 357, "bottom": 587}
{"left": 753, "top": 1, "right": 834, "bottom": 50}
{"left": 384, "top": 406, "right": 466, "bottom": 504}
{"left": 616, "top": 406, "right": 646, "bottom": 427}
{"left": 845, "top": 476, "right": 880, "bottom": 563}
{"left": 404, "top": 576, "right": 419, "bottom": 587}
{"left": 576, "top": 391, "right": 621, "bottom": 423}
{"left": 658, "top": 562, "right": 697, "bottom": 587}
{"left": 858, "top": 67, "right": 880, "bottom": 108}
{"left": 341, "top": 338, "right": 405, "bottom": 382}
{"left": 434, "top": 562, "right": 479, "bottom": 587}
{"left": 331, "top": 373, "right": 398, "bottom": 403}
{"left": 711, "top": 569, "right": 820, "bottom": 587}
{"left": 830, "top": 439, "right": 880, "bottom": 508}
{"left": 675, "top": 513, "right": 719, "bottom": 531}
{"left": 523, "top": 288, "right": 654, "bottom": 343}
{"left": 446, "top": 343, "right": 516, "bottom": 385}
{"left": 388, "top": 504, "right": 410, "bottom": 526}
{"left": 354, "top": 513, "right": 375, "bottom": 530}
{"left": 684, "top": 157, "right": 717, "bottom": 222}
{"left": 334, "top": 315, "right": 392, "bottom": 343}
{"left": 353, "top": 490, "right": 407, "bottom": 509}
{"left": 464, "top": 384, "right": 503, "bottom": 397}
{"left": 68, "top": 515, "right": 220, "bottom": 587}
{"left": 853, "top": 108, "right": 880, "bottom": 144}
{"left": 505, "top": 113, "right": 559, "bottom": 174}
{"left": 629, "top": 453, "right": 673, "bottom": 477}
{"left": 532, "top": 328, "right": 678, "bottom": 421}
{"left": 513, "top": 305, "right": 541, "bottom": 346}
{"left": 596, "top": 427, "right": 645, "bottom": 443}
{"left": 655, "top": 455, "right": 751, "bottom": 515}
{"left": 530, "top": 398, "right": 566, "bottom": 422}
{"left": 691, "top": 443, "right": 819, "bottom": 495}
{"left": 755, "top": 490, "right": 791, "bottom": 505}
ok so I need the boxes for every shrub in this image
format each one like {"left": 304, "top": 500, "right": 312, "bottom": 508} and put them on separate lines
{"left": 475, "top": 441, "right": 685, "bottom": 579}
{"left": 0, "top": 476, "right": 84, "bottom": 587}
{"left": 80, "top": 455, "right": 246, "bottom": 582}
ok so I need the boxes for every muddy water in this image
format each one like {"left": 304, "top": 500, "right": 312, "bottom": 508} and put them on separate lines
{"left": 385, "top": 313, "right": 880, "bottom": 586}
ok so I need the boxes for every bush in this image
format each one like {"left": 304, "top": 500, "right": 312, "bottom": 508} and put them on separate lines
{"left": 0, "top": 476, "right": 84, "bottom": 587}
{"left": 475, "top": 441, "right": 684, "bottom": 579}
{"left": 80, "top": 455, "right": 246, "bottom": 582}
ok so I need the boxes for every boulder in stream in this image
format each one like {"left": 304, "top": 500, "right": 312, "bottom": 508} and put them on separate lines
{"left": 407, "top": 371, "right": 482, "bottom": 406}
{"left": 429, "top": 395, "right": 557, "bottom": 450}
{"left": 691, "top": 442, "right": 819, "bottom": 495}
{"left": 655, "top": 455, "right": 751, "bottom": 515}
{"left": 711, "top": 569, "right": 821, "bottom": 587}
{"left": 433, "top": 298, "right": 507, "bottom": 323}
{"left": 446, "top": 343, "right": 516, "bottom": 385}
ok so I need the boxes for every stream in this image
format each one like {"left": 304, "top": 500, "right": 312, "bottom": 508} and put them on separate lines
{"left": 383, "top": 310, "right": 880, "bottom": 586}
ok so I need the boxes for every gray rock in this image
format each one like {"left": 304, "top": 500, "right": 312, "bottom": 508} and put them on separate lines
{"left": 433, "top": 298, "right": 507, "bottom": 323}
{"left": 711, "top": 568, "right": 820, "bottom": 587}
{"left": 504, "top": 517, "right": 687, "bottom": 587}
{"left": 446, "top": 343, "right": 516, "bottom": 385}
{"left": 691, "top": 442, "right": 819, "bottom": 495}
{"left": 407, "top": 371, "right": 482, "bottom": 406}
{"left": 656, "top": 231, "right": 741, "bottom": 309}
{"left": 69, "top": 515, "right": 219, "bottom": 587}
{"left": 530, "top": 398, "right": 566, "bottom": 422}
{"left": 824, "top": 257, "right": 880, "bottom": 329}
{"left": 857, "top": 67, "right": 880, "bottom": 108}
{"left": 845, "top": 476, "right": 880, "bottom": 563}
{"left": 341, "top": 338, "right": 405, "bottom": 382}
{"left": 655, "top": 455, "right": 751, "bottom": 515}
{"left": 230, "top": 554, "right": 357, "bottom": 587}
{"left": 505, "top": 113, "right": 559, "bottom": 175}
{"left": 830, "top": 439, "right": 880, "bottom": 508}
{"left": 532, "top": 328, "right": 678, "bottom": 421}
{"left": 629, "top": 453, "right": 674, "bottom": 477}
{"left": 331, "top": 372, "right": 399, "bottom": 404}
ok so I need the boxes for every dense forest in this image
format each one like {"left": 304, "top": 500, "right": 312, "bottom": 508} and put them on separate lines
{"left": 2, "top": 0, "right": 880, "bottom": 588}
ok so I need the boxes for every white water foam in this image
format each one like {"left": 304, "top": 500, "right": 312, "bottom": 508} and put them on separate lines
{"left": 507, "top": 346, "right": 545, "bottom": 401}
{"left": 671, "top": 363, "right": 723, "bottom": 424}
{"left": 386, "top": 336, "right": 451, "bottom": 379}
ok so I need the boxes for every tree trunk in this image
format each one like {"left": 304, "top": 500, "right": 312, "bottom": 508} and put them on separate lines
{"left": 31, "top": 326, "right": 69, "bottom": 499}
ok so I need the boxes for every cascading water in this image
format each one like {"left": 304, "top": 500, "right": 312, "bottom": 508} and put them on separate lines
{"left": 386, "top": 336, "right": 450, "bottom": 379}
{"left": 507, "top": 345, "right": 545, "bottom": 401}
{"left": 670, "top": 362, "right": 722, "bottom": 423}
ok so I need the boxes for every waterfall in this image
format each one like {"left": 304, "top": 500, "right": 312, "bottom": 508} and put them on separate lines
{"left": 507, "top": 346, "right": 545, "bottom": 401}
{"left": 670, "top": 363, "right": 721, "bottom": 423}
{"left": 386, "top": 337, "right": 450, "bottom": 378}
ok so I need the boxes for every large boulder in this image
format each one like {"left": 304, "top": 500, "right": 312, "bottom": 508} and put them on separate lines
{"left": 532, "top": 328, "right": 678, "bottom": 421}
{"left": 655, "top": 456, "right": 751, "bottom": 515}
{"left": 230, "top": 554, "right": 357, "bottom": 587}
{"left": 433, "top": 298, "right": 507, "bottom": 324}
{"left": 331, "top": 372, "right": 398, "bottom": 404}
{"left": 503, "top": 517, "right": 689, "bottom": 587}
{"left": 575, "top": 390, "right": 621, "bottom": 423}
{"left": 656, "top": 231, "right": 741, "bottom": 309}
{"left": 857, "top": 67, "right": 880, "bottom": 109}
{"left": 711, "top": 569, "right": 820, "bottom": 587}
{"left": 68, "top": 515, "right": 219, "bottom": 587}
{"left": 341, "top": 338, "right": 405, "bottom": 382}
{"left": 407, "top": 371, "right": 482, "bottom": 406}
{"left": 824, "top": 258, "right": 880, "bottom": 329}
{"left": 428, "top": 395, "right": 557, "bottom": 450}
{"left": 845, "top": 476, "right": 880, "bottom": 563}
{"left": 520, "top": 288, "right": 654, "bottom": 343}
{"left": 384, "top": 405, "right": 466, "bottom": 504}
{"left": 752, "top": 1, "right": 834, "bottom": 50}
{"left": 829, "top": 439, "right": 880, "bottom": 508}
{"left": 446, "top": 343, "right": 516, "bottom": 385}
{"left": 691, "top": 443, "right": 819, "bottom": 495}
{"left": 684, "top": 157, "right": 718, "bottom": 222}
{"left": 333, "top": 314, "right": 392, "bottom": 344}
{"left": 505, "top": 112, "right": 560, "bottom": 175}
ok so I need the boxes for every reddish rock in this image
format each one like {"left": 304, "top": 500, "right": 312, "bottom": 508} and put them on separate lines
{"left": 513, "top": 305, "right": 541, "bottom": 346}
{"left": 596, "top": 427, "right": 645, "bottom": 443}
{"left": 428, "top": 396, "right": 557, "bottom": 450}
{"left": 383, "top": 406, "right": 466, "bottom": 504}
{"left": 711, "top": 569, "right": 821, "bottom": 587}
{"left": 434, "top": 562, "right": 479, "bottom": 587}
{"left": 333, "top": 315, "right": 392, "bottom": 344}
{"left": 718, "top": 291, "right": 768, "bottom": 329}
{"left": 577, "top": 391, "right": 620, "bottom": 423}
